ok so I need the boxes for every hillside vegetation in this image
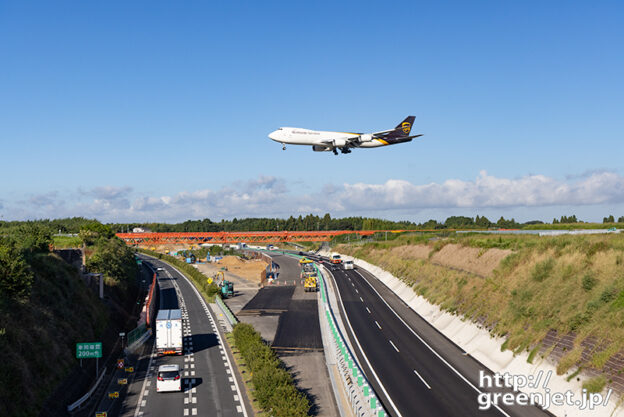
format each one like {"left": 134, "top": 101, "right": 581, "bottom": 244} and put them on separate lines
{"left": 337, "top": 232, "right": 624, "bottom": 379}
{"left": 0, "top": 221, "right": 138, "bottom": 417}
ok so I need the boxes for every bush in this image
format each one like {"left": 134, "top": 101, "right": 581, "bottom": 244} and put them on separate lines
{"left": 531, "top": 259, "right": 555, "bottom": 282}
{"left": 232, "top": 323, "right": 310, "bottom": 416}
{"left": 582, "top": 274, "right": 597, "bottom": 291}
{"left": 582, "top": 375, "right": 607, "bottom": 394}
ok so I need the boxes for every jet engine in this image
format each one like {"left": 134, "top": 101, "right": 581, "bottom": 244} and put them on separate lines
{"left": 358, "top": 134, "right": 373, "bottom": 142}
{"left": 332, "top": 138, "right": 348, "bottom": 148}
{"left": 312, "top": 145, "right": 330, "bottom": 152}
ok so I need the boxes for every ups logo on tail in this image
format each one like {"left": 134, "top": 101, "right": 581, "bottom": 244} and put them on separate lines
{"left": 401, "top": 122, "right": 411, "bottom": 134}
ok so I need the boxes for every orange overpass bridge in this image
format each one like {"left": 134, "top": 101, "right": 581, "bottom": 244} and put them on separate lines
{"left": 116, "top": 230, "right": 407, "bottom": 245}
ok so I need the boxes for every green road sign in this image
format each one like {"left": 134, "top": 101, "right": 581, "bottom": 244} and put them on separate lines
{"left": 76, "top": 342, "right": 102, "bottom": 359}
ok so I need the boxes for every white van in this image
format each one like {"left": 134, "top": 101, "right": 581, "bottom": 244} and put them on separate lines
{"left": 156, "top": 364, "right": 182, "bottom": 392}
{"left": 343, "top": 260, "right": 354, "bottom": 270}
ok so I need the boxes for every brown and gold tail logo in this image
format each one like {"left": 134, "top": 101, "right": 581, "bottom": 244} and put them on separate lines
{"left": 402, "top": 122, "right": 411, "bottom": 134}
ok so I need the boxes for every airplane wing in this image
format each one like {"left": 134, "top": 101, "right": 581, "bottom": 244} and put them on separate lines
{"left": 371, "top": 129, "right": 394, "bottom": 137}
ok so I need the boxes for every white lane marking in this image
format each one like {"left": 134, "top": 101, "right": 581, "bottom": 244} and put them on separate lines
{"left": 192, "top": 397, "right": 197, "bottom": 403}
{"left": 141, "top": 400, "right": 146, "bottom": 407}
{"left": 389, "top": 340, "right": 399, "bottom": 352}
{"left": 192, "top": 387, "right": 196, "bottom": 393}
{"left": 184, "top": 409, "right": 189, "bottom": 416}
{"left": 228, "top": 376, "right": 233, "bottom": 382}
{"left": 353, "top": 270, "right": 512, "bottom": 417}
{"left": 359, "top": 296, "right": 363, "bottom": 302}
{"left": 375, "top": 321, "right": 382, "bottom": 330}
{"left": 366, "top": 307, "right": 371, "bottom": 314}
{"left": 413, "top": 370, "right": 432, "bottom": 389}
{"left": 237, "top": 405, "right": 242, "bottom": 413}
{"left": 322, "top": 265, "right": 403, "bottom": 417}
{"left": 231, "top": 384, "right": 236, "bottom": 391}
{"left": 144, "top": 390, "right": 149, "bottom": 396}
{"left": 226, "top": 368, "right": 231, "bottom": 374}
{"left": 234, "top": 394, "right": 239, "bottom": 401}
{"left": 184, "top": 398, "right": 189, "bottom": 404}
{"left": 133, "top": 343, "right": 156, "bottom": 417}
{"left": 355, "top": 288, "right": 359, "bottom": 293}
{"left": 146, "top": 381, "right": 151, "bottom": 387}
{"left": 192, "top": 408, "right": 197, "bottom": 415}
{"left": 351, "top": 282, "right": 355, "bottom": 287}
{"left": 191, "top": 363, "right": 195, "bottom": 369}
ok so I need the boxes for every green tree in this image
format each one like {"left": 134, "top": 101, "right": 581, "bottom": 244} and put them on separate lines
{"left": 603, "top": 215, "right": 615, "bottom": 223}
{"left": 0, "top": 241, "right": 34, "bottom": 299}
{"left": 86, "top": 238, "right": 137, "bottom": 285}
{"left": 12, "top": 223, "right": 52, "bottom": 256}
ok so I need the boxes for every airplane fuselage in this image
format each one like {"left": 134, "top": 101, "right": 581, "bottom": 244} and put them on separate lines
{"left": 268, "top": 128, "right": 384, "bottom": 149}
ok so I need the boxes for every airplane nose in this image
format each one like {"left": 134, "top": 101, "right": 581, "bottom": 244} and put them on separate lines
{"left": 268, "top": 131, "right": 279, "bottom": 141}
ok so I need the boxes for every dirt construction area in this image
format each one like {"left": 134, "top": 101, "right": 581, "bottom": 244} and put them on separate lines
{"left": 195, "top": 255, "right": 268, "bottom": 285}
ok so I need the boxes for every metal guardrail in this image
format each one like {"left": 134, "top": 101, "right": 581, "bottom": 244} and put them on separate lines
{"left": 127, "top": 323, "right": 147, "bottom": 346}
{"left": 216, "top": 294, "right": 239, "bottom": 326}
{"left": 67, "top": 368, "right": 107, "bottom": 412}
{"left": 315, "top": 263, "right": 387, "bottom": 417}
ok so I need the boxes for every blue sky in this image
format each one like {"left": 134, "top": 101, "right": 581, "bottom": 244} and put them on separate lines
{"left": 1, "top": 1, "right": 623, "bottom": 223}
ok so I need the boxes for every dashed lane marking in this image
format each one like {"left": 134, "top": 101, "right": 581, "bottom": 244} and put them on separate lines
{"left": 375, "top": 321, "right": 382, "bottom": 330}
{"left": 414, "top": 369, "right": 432, "bottom": 390}
{"left": 366, "top": 307, "right": 371, "bottom": 314}
{"left": 389, "top": 340, "right": 399, "bottom": 353}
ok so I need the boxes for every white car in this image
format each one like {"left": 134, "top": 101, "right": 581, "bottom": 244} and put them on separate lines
{"left": 343, "top": 260, "right": 354, "bottom": 270}
{"left": 156, "top": 364, "right": 181, "bottom": 392}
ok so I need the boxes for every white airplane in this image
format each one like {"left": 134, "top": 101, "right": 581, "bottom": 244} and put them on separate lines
{"left": 268, "top": 116, "right": 422, "bottom": 155}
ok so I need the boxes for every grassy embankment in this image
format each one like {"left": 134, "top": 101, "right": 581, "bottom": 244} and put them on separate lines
{"left": 0, "top": 253, "right": 109, "bottom": 417}
{"left": 1, "top": 222, "right": 140, "bottom": 417}
{"left": 337, "top": 232, "right": 624, "bottom": 380}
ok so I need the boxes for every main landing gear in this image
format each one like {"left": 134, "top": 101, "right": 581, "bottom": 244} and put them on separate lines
{"left": 282, "top": 145, "right": 286, "bottom": 150}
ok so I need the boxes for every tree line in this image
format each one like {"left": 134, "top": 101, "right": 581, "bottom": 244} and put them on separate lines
{"left": 1, "top": 214, "right": 623, "bottom": 238}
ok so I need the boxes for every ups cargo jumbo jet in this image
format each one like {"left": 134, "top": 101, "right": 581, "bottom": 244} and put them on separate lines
{"left": 268, "top": 116, "right": 422, "bottom": 155}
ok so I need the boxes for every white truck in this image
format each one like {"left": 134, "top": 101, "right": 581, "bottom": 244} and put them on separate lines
{"left": 155, "top": 309, "right": 183, "bottom": 355}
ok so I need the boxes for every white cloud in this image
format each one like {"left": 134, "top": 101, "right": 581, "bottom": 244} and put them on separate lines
{"left": 3, "top": 172, "right": 624, "bottom": 222}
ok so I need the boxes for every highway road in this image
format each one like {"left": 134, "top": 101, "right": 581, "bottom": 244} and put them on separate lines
{"left": 313, "top": 255, "right": 552, "bottom": 417}
{"left": 122, "top": 256, "right": 247, "bottom": 417}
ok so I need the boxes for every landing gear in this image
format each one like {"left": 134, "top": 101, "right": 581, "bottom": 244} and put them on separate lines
{"left": 340, "top": 147, "right": 351, "bottom": 154}
{"left": 282, "top": 145, "right": 286, "bottom": 150}
{"left": 332, "top": 148, "right": 338, "bottom": 155}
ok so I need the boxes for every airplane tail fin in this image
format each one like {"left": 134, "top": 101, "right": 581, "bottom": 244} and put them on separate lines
{"left": 394, "top": 116, "right": 415, "bottom": 135}
{"left": 384, "top": 116, "right": 416, "bottom": 141}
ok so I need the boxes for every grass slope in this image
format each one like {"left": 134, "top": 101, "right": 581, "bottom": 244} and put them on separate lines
{"left": 0, "top": 253, "right": 109, "bottom": 417}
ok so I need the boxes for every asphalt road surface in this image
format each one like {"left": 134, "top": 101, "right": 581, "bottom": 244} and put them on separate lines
{"left": 121, "top": 256, "right": 248, "bottom": 417}
{"left": 316, "top": 256, "right": 552, "bottom": 417}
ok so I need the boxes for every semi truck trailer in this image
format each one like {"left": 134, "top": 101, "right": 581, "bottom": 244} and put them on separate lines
{"left": 155, "top": 309, "right": 183, "bottom": 355}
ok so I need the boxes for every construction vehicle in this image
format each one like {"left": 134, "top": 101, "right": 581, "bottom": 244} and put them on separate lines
{"left": 303, "top": 273, "right": 317, "bottom": 292}
{"left": 220, "top": 280, "right": 234, "bottom": 298}
{"left": 300, "top": 259, "right": 318, "bottom": 292}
